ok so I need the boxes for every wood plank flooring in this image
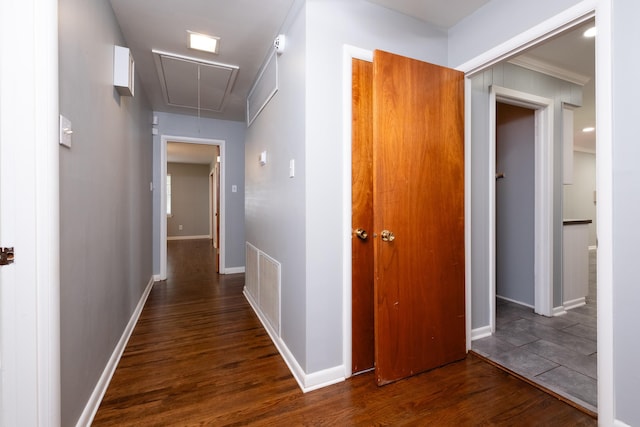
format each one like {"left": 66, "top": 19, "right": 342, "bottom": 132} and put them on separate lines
{"left": 93, "top": 240, "right": 596, "bottom": 426}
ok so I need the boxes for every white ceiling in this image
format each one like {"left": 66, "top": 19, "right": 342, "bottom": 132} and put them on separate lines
{"left": 110, "top": 0, "right": 595, "bottom": 151}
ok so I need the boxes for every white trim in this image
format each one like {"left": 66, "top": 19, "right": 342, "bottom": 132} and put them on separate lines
{"left": 471, "top": 326, "right": 492, "bottom": 341}
{"left": 153, "top": 274, "right": 163, "bottom": 282}
{"left": 161, "top": 136, "right": 226, "bottom": 279}
{"left": 508, "top": 55, "right": 590, "bottom": 86}
{"left": 553, "top": 306, "right": 568, "bottom": 317}
{"left": 244, "top": 289, "right": 345, "bottom": 392}
{"left": 496, "top": 295, "right": 535, "bottom": 309}
{"left": 588, "top": 245, "right": 597, "bottom": 251}
{"left": 563, "top": 297, "right": 586, "bottom": 311}
{"left": 167, "top": 235, "right": 211, "bottom": 241}
{"left": 76, "top": 277, "right": 155, "bottom": 427}
{"left": 613, "top": 421, "right": 632, "bottom": 427}
{"left": 342, "top": 45, "right": 374, "bottom": 380}
{"left": 0, "top": 0, "right": 60, "bottom": 424}
{"left": 490, "top": 86, "right": 554, "bottom": 320}
{"left": 464, "top": 77, "right": 472, "bottom": 351}
{"left": 595, "top": 0, "right": 613, "bottom": 423}
{"left": 224, "top": 266, "right": 245, "bottom": 274}
{"left": 455, "top": 1, "right": 596, "bottom": 74}
{"left": 574, "top": 146, "right": 597, "bottom": 155}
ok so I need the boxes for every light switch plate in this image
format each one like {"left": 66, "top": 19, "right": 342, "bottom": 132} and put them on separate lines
{"left": 59, "top": 114, "right": 72, "bottom": 148}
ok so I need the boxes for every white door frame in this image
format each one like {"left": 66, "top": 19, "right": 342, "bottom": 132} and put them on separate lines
{"left": 489, "top": 87, "right": 554, "bottom": 328}
{"left": 458, "top": 0, "right": 613, "bottom": 422}
{"left": 160, "top": 135, "right": 226, "bottom": 278}
{"left": 0, "top": 0, "right": 60, "bottom": 424}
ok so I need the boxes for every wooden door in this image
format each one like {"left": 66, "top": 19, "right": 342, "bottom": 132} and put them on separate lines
{"left": 351, "top": 58, "right": 374, "bottom": 374}
{"left": 372, "top": 50, "right": 465, "bottom": 385}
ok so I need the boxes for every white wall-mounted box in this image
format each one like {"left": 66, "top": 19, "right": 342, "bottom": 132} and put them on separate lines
{"left": 114, "top": 45, "right": 135, "bottom": 96}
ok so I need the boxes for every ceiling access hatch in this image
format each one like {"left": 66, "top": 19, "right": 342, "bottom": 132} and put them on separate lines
{"left": 152, "top": 50, "right": 239, "bottom": 113}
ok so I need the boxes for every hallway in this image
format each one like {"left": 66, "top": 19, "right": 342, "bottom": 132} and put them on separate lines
{"left": 92, "top": 240, "right": 595, "bottom": 425}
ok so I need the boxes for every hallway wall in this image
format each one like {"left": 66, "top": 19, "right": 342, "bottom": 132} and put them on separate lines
{"left": 58, "top": 0, "right": 153, "bottom": 424}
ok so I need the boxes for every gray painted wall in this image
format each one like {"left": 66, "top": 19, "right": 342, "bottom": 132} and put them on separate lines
{"left": 246, "top": 0, "right": 449, "bottom": 374}
{"left": 58, "top": 0, "right": 153, "bottom": 425}
{"left": 612, "top": 2, "right": 640, "bottom": 424}
{"left": 468, "top": 62, "right": 582, "bottom": 329}
{"left": 563, "top": 151, "right": 597, "bottom": 247}
{"left": 167, "top": 163, "right": 211, "bottom": 238}
{"left": 152, "top": 112, "right": 246, "bottom": 271}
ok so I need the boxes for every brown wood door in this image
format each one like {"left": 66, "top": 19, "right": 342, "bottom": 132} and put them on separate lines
{"left": 351, "top": 58, "right": 374, "bottom": 374}
{"left": 372, "top": 50, "right": 465, "bottom": 385}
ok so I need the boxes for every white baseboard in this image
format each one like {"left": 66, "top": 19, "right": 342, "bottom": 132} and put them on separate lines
{"left": 224, "top": 266, "right": 245, "bottom": 274}
{"left": 75, "top": 277, "right": 155, "bottom": 427}
{"left": 588, "top": 245, "right": 597, "bottom": 251}
{"left": 243, "top": 288, "right": 345, "bottom": 393}
{"left": 553, "top": 305, "right": 568, "bottom": 316}
{"left": 471, "top": 325, "right": 492, "bottom": 341}
{"left": 563, "top": 297, "right": 586, "bottom": 311}
{"left": 496, "top": 295, "right": 534, "bottom": 309}
{"left": 614, "top": 420, "right": 632, "bottom": 427}
{"left": 153, "top": 274, "right": 163, "bottom": 282}
{"left": 167, "top": 235, "right": 210, "bottom": 241}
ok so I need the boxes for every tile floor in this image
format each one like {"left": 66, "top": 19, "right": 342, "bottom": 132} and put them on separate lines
{"left": 472, "top": 250, "right": 597, "bottom": 413}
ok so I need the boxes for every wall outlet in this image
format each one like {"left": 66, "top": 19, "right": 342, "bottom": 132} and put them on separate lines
{"left": 178, "top": 225, "right": 183, "bottom": 230}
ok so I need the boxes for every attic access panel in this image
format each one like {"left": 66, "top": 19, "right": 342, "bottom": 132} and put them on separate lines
{"left": 153, "top": 50, "right": 239, "bottom": 113}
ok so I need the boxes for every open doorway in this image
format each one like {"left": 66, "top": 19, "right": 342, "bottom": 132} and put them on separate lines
{"left": 470, "top": 18, "right": 598, "bottom": 415}
{"left": 159, "top": 135, "right": 226, "bottom": 279}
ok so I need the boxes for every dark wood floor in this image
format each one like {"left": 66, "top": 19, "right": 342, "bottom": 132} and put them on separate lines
{"left": 93, "top": 240, "right": 596, "bottom": 426}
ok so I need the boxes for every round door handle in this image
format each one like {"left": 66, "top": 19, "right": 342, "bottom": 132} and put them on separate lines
{"left": 354, "top": 228, "right": 368, "bottom": 241}
{"left": 381, "top": 230, "right": 395, "bottom": 242}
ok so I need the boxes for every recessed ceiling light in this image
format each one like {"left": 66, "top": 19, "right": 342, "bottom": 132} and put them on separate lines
{"left": 583, "top": 126, "right": 595, "bottom": 132}
{"left": 188, "top": 31, "right": 219, "bottom": 54}
{"left": 583, "top": 27, "right": 597, "bottom": 38}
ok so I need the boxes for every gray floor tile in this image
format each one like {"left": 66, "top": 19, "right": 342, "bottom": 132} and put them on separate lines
{"left": 563, "top": 323, "right": 597, "bottom": 342}
{"left": 518, "top": 319, "right": 597, "bottom": 355}
{"left": 521, "top": 339, "right": 597, "bottom": 379}
{"left": 471, "top": 335, "right": 517, "bottom": 357}
{"left": 494, "top": 320, "right": 540, "bottom": 347}
{"left": 490, "top": 347, "right": 559, "bottom": 377}
{"left": 565, "top": 309, "right": 597, "bottom": 329}
{"left": 536, "top": 365, "right": 597, "bottom": 408}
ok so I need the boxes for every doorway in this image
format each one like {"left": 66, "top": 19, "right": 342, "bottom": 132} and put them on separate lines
{"left": 495, "top": 102, "right": 536, "bottom": 308}
{"left": 160, "top": 135, "right": 226, "bottom": 279}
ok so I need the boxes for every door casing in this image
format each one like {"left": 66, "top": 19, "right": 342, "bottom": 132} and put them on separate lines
{"left": 160, "top": 136, "right": 226, "bottom": 279}
{"left": 490, "top": 86, "right": 554, "bottom": 328}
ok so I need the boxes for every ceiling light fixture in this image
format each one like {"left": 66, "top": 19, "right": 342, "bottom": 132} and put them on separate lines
{"left": 188, "top": 31, "right": 219, "bottom": 54}
{"left": 583, "top": 27, "right": 597, "bottom": 38}
{"left": 583, "top": 126, "right": 595, "bottom": 132}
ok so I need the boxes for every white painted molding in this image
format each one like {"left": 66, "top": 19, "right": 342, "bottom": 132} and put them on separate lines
{"left": 471, "top": 326, "right": 492, "bottom": 341}
{"left": 224, "top": 266, "right": 245, "bottom": 274}
{"left": 588, "top": 245, "right": 597, "bottom": 251}
{"left": 455, "top": 1, "right": 596, "bottom": 74}
{"left": 553, "top": 306, "right": 568, "bottom": 317}
{"left": 160, "top": 135, "right": 226, "bottom": 280}
{"left": 574, "top": 146, "right": 596, "bottom": 154}
{"left": 491, "top": 86, "right": 554, "bottom": 318}
{"left": 496, "top": 295, "right": 535, "bottom": 309}
{"left": 613, "top": 420, "right": 632, "bottom": 427}
{"left": 167, "top": 235, "right": 210, "bottom": 241}
{"left": 563, "top": 298, "right": 586, "bottom": 311}
{"left": 153, "top": 274, "right": 163, "bottom": 282}
{"left": 341, "top": 44, "right": 374, "bottom": 380}
{"left": 76, "top": 277, "right": 155, "bottom": 427}
{"left": 244, "top": 289, "right": 345, "bottom": 393}
{"left": 508, "top": 55, "right": 590, "bottom": 86}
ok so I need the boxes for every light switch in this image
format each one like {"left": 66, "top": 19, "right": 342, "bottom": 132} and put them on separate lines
{"left": 232, "top": 185, "right": 238, "bottom": 193}
{"left": 59, "top": 115, "right": 72, "bottom": 148}
{"left": 259, "top": 151, "right": 267, "bottom": 166}
{"left": 289, "top": 159, "right": 295, "bottom": 178}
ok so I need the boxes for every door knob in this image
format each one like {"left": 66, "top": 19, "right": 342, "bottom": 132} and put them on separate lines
{"left": 354, "top": 228, "right": 368, "bottom": 241}
{"left": 380, "top": 230, "right": 395, "bottom": 242}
